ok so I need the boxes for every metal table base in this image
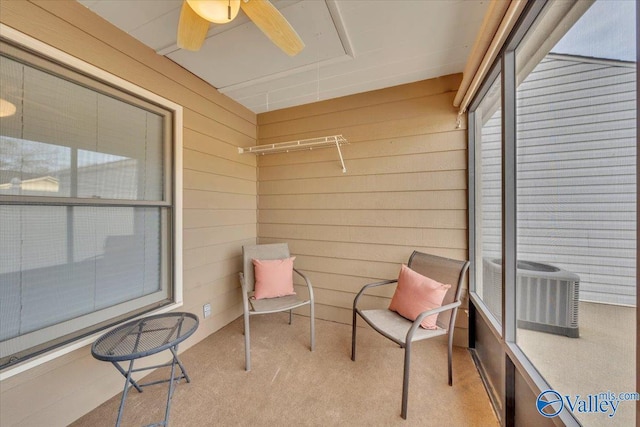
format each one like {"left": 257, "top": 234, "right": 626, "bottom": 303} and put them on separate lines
{"left": 91, "top": 312, "right": 199, "bottom": 427}
{"left": 113, "top": 345, "right": 191, "bottom": 427}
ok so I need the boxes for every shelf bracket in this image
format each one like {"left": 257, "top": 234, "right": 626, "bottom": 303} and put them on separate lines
{"left": 335, "top": 138, "right": 346, "bottom": 173}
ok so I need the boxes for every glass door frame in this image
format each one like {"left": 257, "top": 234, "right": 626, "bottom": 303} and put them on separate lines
{"left": 467, "top": 1, "right": 638, "bottom": 426}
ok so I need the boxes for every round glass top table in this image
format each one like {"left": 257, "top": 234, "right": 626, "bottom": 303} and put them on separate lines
{"left": 91, "top": 312, "right": 199, "bottom": 427}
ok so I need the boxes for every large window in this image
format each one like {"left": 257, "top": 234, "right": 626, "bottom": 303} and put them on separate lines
{"left": 469, "top": 0, "right": 636, "bottom": 425}
{"left": 514, "top": 2, "right": 636, "bottom": 425}
{"left": 0, "top": 32, "right": 181, "bottom": 370}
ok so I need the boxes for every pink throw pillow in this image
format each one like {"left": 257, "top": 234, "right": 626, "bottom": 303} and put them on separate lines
{"left": 389, "top": 264, "right": 451, "bottom": 329}
{"left": 252, "top": 257, "right": 297, "bottom": 300}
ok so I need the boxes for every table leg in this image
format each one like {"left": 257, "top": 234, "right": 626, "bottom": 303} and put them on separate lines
{"left": 160, "top": 346, "right": 191, "bottom": 426}
{"left": 172, "top": 347, "right": 191, "bottom": 383}
{"left": 111, "top": 361, "right": 143, "bottom": 393}
{"left": 160, "top": 347, "right": 177, "bottom": 426}
{"left": 116, "top": 358, "right": 136, "bottom": 427}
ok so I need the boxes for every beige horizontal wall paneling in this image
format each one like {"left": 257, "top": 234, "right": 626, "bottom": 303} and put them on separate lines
{"left": 184, "top": 189, "right": 257, "bottom": 210}
{"left": 183, "top": 150, "right": 256, "bottom": 181}
{"left": 183, "top": 238, "right": 255, "bottom": 271}
{"left": 0, "top": 351, "right": 121, "bottom": 426}
{"left": 296, "top": 256, "right": 405, "bottom": 285}
{"left": 259, "top": 209, "right": 466, "bottom": 229}
{"left": 258, "top": 92, "right": 461, "bottom": 145}
{"left": 259, "top": 223, "right": 467, "bottom": 249}
{"left": 184, "top": 170, "right": 256, "bottom": 195}
{"left": 258, "top": 190, "right": 467, "bottom": 211}
{"left": 259, "top": 171, "right": 466, "bottom": 197}
{"left": 258, "top": 75, "right": 463, "bottom": 126}
{"left": 183, "top": 281, "right": 240, "bottom": 313}
{"left": 259, "top": 240, "right": 469, "bottom": 298}
{"left": 184, "top": 109, "right": 255, "bottom": 147}
{"left": 186, "top": 303, "right": 242, "bottom": 343}
{"left": 0, "top": 343, "right": 89, "bottom": 392}
{"left": 182, "top": 279, "right": 243, "bottom": 319}
{"left": 259, "top": 150, "right": 467, "bottom": 181}
{"left": 183, "top": 129, "right": 255, "bottom": 167}
{"left": 183, "top": 209, "right": 256, "bottom": 229}
{"left": 183, "top": 224, "right": 257, "bottom": 250}
{"left": 183, "top": 257, "right": 243, "bottom": 292}
{"left": 259, "top": 150, "right": 466, "bottom": 181}
{"left": 299, "top": 270, "right": 397, "bottom": 297}
{"left": 258, "top": 91, "right": 458, "bottom": 140}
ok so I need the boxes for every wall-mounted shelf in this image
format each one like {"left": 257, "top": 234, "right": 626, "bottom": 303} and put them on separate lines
{"left": 238, "top": 134, "right": 348, "bottom": 173}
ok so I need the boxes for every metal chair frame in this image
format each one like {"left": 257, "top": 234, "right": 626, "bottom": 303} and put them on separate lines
{"left": 351, "top": 251, "right": 470, "bottom": 419}
{"left": 239, "top": 243, "right": 315, "bottom": 371}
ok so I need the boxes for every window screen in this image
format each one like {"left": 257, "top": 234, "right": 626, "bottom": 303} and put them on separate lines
{"left": 0, "top": 40, "right": 174, "bottom": 368}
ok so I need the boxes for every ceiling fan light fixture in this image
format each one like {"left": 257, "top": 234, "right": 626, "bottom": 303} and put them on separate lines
{"left": 186, "top": 0, "right": 241, "bottom": 24}
{"left": 0, "top": 98, "right": 16, "bottom": 117}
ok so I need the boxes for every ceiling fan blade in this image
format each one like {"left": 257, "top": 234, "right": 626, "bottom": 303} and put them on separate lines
{"left": 177, "top": 1, "right": 210, "bottom": 51}
{"left": 240, "top": 0, "right": 304, "bottom": 56}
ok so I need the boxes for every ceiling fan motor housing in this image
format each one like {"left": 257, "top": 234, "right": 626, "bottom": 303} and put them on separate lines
{"left": 187, "top": 0, "right": 241, "bottom": 24}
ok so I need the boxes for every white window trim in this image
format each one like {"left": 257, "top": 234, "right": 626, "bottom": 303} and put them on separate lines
{"left": 0, "top": 24, "right": 183, "bottom": 381}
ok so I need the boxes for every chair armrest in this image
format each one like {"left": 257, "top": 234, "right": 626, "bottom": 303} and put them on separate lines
{"left": 238, "top": 272, "right": 251, "bottom": 312}
{"left": 293, "top": 268, "right": 314, "bottom": 302}
{"left": 406, "top": 301, "right": 462, "bottom": 341}
{"left": 353, "top": 279, "right": 398, "bottom": 310}
{"left": 293, "top": 268, "right": 311, "bottom": 288}
{"left": 238, "top": 272, "right": 247, "bottom": 293}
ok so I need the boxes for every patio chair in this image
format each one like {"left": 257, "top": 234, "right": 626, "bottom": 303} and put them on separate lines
{"left": 239, "top": 243, "right": 315, "bottom": 371}
{"left": 351, "top": 251, "right": 470, "bottom": 419}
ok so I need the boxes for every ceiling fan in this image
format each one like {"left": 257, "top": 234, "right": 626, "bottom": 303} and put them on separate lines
{"left": 177, "top": 0, "right": 304, "bottom": 56}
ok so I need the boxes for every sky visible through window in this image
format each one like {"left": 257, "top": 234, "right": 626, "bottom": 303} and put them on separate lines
{"left": 552, "top": 0, "right": 636, "bottom": 62}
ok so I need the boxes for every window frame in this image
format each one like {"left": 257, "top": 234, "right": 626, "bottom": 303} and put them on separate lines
{"left": 0, "top": 24, "right": 184, "bottom": 380}
{"left": 468, "top": 1, "right": 636, "bottom": 426}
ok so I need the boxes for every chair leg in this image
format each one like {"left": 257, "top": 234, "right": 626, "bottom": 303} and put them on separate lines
{"left": 351, "top": 310, "right": 357, "bottom": 361}
{"left": 289, "top": 309, "right": 292, "bottom": 325}
{"left": 401, "top": 342, "right": 411, "bottom": 419}
{"left": 244, "top": 312, "right": 251, "bottom": 371}
{"left": 310, "top": 302, "right": 315, "bottom": 351}
{"left": 448, "top": 334, "right": 453, "bottom": 386}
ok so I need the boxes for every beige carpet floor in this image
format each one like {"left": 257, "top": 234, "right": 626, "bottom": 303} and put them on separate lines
{"left": 71, "top": 314, "right": 498, "bottom": 427}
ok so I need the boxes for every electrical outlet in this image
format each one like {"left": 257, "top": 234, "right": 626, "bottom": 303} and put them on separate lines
{"left": 203, "top": 303, "right": 211, "bottom": 319}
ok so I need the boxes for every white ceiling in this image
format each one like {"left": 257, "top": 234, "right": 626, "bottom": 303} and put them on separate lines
{"left": 78, "top": 0, "right": 490, "bottom": 114}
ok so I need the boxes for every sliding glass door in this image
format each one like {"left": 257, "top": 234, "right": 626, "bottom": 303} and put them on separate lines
{"left": 469, "top": 1, "right": 637, "bottom": 425}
